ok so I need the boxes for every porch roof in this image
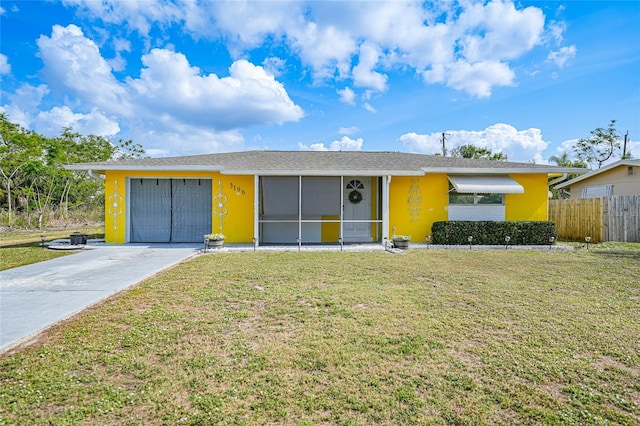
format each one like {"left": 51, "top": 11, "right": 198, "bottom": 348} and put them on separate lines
{"left": 65, "top": 150, "right": 586, "bottom": 176}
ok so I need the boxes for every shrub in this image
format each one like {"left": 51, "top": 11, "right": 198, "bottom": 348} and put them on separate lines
{"left": 431, "top": 221, "right": 556, "bottom": 245}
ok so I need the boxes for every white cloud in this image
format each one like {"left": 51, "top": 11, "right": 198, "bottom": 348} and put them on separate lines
{"left": 63, "top": 0, "right": 552, "bottom": 98}
{"left": 299, "top": 136, "right": 363, "bottom": 151}
{"left": 547, "top": 21, "right": 567, "bottom": 44}
{"left": 398, "top": 132, "right": 443, "bottom": 156}
{"left": 6, "top": 24, "right": 304, "bottom": 154}
{"left": 399, "top": 123, "right": 549, "bottom": 163}
{"left": 129, "top": 50, "right": 304, "bottom": 130}
{"left": 547, "top": 45, "right": 576, "bottom": 68}
{"left": 339, "top": 126, "right": 359, "bottom": 135}
{"left": 0, "top": 53, "right": 10, "bottom": 75}
{"left": 262, "top": 57, "right": 286, "bottom": 77}
{"left": 352, "top": 42, "right": 387, "bottom": 92}
{"left": 127, "top": 126, "right": 245, "bottom": 156}
{"left": 337, "top": 87, "right": 356, "bottom": 105}
{"left": 427, "top": 60, "right": 516, "bottom": 98}
{"left": 455, "top": 1, "right": 544, "bottom": 62}
{"left": 34, "top": 106, "right": 120, "bottom": 137}
{"left": 36, "top": 24, "right": 131, "bottom": 115}
{"left": 0, "top": 83, "right": 50, "bottom": 128}
{"left": 363, "top": 102, "right": 376, "bottom": 113}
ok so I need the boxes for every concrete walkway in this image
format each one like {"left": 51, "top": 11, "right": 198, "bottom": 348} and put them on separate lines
{"left": 0, "top": 244, "right": 201, "bottom": 353}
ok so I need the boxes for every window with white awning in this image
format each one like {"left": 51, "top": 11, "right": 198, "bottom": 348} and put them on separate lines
{"left": 447, "top": 175, "right": 523, "bottom": 221}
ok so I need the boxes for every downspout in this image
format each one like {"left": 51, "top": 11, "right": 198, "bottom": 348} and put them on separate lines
{"left": 87, "top": 169, "right": 104, "bottom": 181}
{"left": 548, "top": 173, "right": 568, "bottom": 186}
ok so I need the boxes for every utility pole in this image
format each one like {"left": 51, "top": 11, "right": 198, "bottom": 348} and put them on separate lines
{"left": 622, "top": 131, "right": 629, "bottom": 159}
{"left": 441, "top": 132, "right": 449, "bottom": 156}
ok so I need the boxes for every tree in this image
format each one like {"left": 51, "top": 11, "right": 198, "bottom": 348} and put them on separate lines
{"left": 548, "top": 152, "right": 588, "bottom": 169}
{"left": 450, "top": 144, "right": 508, "bottom": 161}
{"left": 0, "top": 114, "right": 146, "bottom": 228}
{"left": 573, "top": 119, "right": 621, "bottom": 168}
{"left": 548, "top": 152, "right": 588, "bottom": 199}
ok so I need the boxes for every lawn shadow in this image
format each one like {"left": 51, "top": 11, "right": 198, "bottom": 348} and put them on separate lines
{"left": 591, "top": 249, "right": 640, "bottom": 261}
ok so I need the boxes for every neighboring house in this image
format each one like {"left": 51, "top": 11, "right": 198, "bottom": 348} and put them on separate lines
{"left": 555, "top": 159, "right": 640, "bottom": 199}
{"left": 66, "top": 151, "right": 585, "bottom": 245}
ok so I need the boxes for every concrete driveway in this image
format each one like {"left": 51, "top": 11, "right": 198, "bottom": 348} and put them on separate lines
{"left": 0, "top": 244, "right": 201, "bottom": 354}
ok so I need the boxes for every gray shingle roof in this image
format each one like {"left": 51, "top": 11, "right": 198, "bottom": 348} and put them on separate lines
{"left": 66, "top": 150, "right": 586, "bottom": 175}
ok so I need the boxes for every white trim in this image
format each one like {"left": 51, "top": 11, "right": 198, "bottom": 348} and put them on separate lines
{"left": 425, "top": 167, "right": 586, "bottom": 174}
{"left": 65, "top": 165, "right": 223, "bottom": 172}
{"left": 125, "top": 177, "right": 131, "bottom": 243}
{"left": 382, "top": 175, "right": 391, "bottom": 243}
{"left": 254, "top": 175, "right": 260, "bottom": 247}
{"left": 340, "top": 176, "right": 344, "bottom": 241}
{"left": 226, "top": 169, "right": 423, "bottom": 176}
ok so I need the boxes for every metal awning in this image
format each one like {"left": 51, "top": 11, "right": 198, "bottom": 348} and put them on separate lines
{"left": 448, "top": 175, "right": 524, "bottom": 194}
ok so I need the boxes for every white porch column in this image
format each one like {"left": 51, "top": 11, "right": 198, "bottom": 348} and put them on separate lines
{"left": 254, "top": 175, "right": 260, "bottom": 246}
{"left": 382, "top": 175, "right": 391, "bottom": 244}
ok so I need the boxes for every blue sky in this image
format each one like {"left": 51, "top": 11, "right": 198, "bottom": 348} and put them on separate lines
{"left": 1, "top": 0, "right": 638, "bottom": 163}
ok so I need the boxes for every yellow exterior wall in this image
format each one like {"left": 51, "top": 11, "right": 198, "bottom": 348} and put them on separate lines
{"left": 212, "top": 175, "right": 255, "bottom": 243}
{"left": 103, "top": 171, "right": 254, "bottom": 244}
{"left": 102, "top": 170, "right": 549, "bottom": 245}
{"left": 505, "top": 174, "right": 549, "bottom": 221}
{"left": 389, "top": 174, "right": 449, "bottom": 241}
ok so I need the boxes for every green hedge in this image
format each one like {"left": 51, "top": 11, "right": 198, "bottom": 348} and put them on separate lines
{"left": 431, "top": 221, "right": 557, "bottom": 245}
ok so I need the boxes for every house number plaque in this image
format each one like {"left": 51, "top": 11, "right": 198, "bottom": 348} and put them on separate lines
{"left": 229, "top": 182, "right": 246, "bottom": 196}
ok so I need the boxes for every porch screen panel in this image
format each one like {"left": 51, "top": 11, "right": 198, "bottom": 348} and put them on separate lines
{"left": 171, "top": 179, "right": 212, "bottom": 242}
{"left": 260, "top": 176, "right": 299, "bottom": 243}
{"left": 260, "top": 176, "right": 299, "bottom": 216}
{"left": 301, "top": 177, "right": 341, "bottom": 215}
{"left": 130, "top": 178, "right": 171, "bottom": 242}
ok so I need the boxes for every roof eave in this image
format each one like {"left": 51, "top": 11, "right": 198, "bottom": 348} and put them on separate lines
{"left": 247, "top": 170, "right": 424, "bottom": 176}
{"left": 421, "top": 167, "right": 588, "bottom": 174}
{"left": 65, "top": 164, "right": 224, "bottom": 172}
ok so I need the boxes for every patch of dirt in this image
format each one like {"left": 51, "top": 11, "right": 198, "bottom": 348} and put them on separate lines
{"left": 591, "top": 355, "right": 640, "bottom": 378}
{"left": 540, "top": 382, "right": 569, "bottom": 403}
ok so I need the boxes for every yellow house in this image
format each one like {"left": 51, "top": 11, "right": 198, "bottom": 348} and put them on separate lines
{"left": 66, "top": 151, "right": 582, "bottom": 245}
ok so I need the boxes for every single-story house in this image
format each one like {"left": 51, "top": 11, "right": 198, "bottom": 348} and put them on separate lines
{"left": 66, "top": 151, "right": 586, "bottom": 245}
{"left": 555, "top": 159, "right": 640, "bottom": 199}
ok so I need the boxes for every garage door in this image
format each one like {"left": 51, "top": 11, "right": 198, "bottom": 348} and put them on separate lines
{"left": 130, "top": 178, "right": 212, "bottom": 243}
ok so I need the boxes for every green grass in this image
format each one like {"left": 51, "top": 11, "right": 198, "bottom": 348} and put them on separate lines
{"left": 1, "top": 246, "right": 639, "bottom": 425}
{"left": 0, "top": 227, "right": 104, "bottom": 271}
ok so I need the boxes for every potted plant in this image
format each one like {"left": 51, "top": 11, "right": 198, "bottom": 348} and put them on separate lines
{"left": 204, "top": 233, "right": 225, "bottom": 249}
{"left": 392, "top": 235, "right": 410, "bottom": 250}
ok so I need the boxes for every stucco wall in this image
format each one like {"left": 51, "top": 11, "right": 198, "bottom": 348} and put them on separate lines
{"left": 568, "top": 165, "right": 639, "bottom": 199}
{"left": 389, "top": 174, "right": 449, "bottom": 242}
{"left": 104, "top": 171, "right": 254, "bottom": 244}
{"left": 505, "top": 174, "right": 549, "bottom": 221}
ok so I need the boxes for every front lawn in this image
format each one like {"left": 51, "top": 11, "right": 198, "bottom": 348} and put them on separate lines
{"left": 0, "top": 227, "right": 104, "bottom": 271}
{"left": 1, "top": 247, "right": 638, "bottom": 424}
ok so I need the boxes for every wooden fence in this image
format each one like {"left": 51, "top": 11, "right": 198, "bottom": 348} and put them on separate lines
{"left": 549, "top": 195, "right": 640, "bottom": 243}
